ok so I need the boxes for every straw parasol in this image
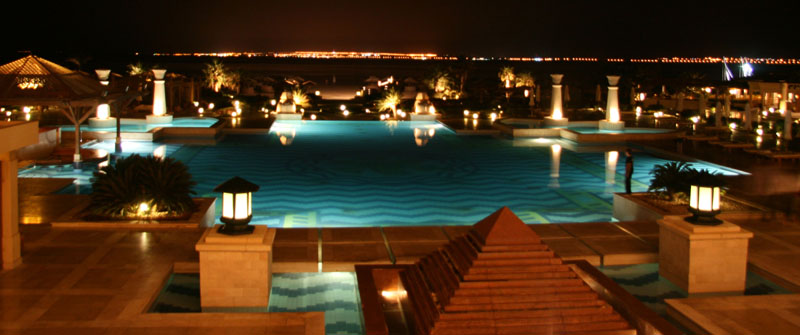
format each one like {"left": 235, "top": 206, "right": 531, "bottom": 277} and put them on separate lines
{"left": 0, "top": 55, "right": 105, "bottom": 164}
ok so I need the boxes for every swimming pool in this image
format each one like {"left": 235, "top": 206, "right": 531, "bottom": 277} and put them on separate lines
{"left": 59, "top": 117, "right": 219, "bottom": 133}
{"left": 21, "top": 120, "right": 743, "bottom": 227}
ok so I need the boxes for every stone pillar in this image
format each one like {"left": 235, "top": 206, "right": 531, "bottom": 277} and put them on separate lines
{"left": 658, "top": 215, "right": 753, "bottom": 294}
{"left": 544, "top": 74, "right": 568, "bottom": 127}
{"left": 147, "top": 69, "right": 173, "bottom": 124}
{"left": 599, "top": 76, "right": 624, "bottom": 131}
{"left": 195, "top": 225, "right": 276, "bottom": 311}
{"left": 781, "top": 82, "right": 792, "bottom": 140}
{"left": 89, "top": 69, "right": 116, "bottom": 128}
{"left": 1, "top": 121, "right": 38, "bottom": 269}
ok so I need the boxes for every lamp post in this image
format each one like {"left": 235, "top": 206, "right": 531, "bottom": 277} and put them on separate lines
{"left": 686, "top": 182, "right": 722, "bottom": 225}
{"left": 213, "top": 176, "right": 259, "bottom": 235}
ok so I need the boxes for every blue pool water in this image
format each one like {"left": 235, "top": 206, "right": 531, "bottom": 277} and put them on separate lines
{"left": 20, "top": 120, "right": 743, "bottom": 227}
{"left": 149, "top": 272, "right": 363, "bottom": 335}
{"left": 60, "top": 117, "right": 219, "bottom": 132}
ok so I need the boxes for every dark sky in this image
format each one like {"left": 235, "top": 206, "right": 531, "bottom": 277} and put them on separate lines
{"left": 7, "top": 0, "right": 800, "bottom": 58}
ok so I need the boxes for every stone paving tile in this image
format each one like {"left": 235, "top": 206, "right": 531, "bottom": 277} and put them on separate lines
{"left": 72, "top": 268, "right": 137, "bottom": 290}
{"left": 321, "top": 243, "right": 390, "bottom": 271}
{"left": 22, "top": 246, "right": 97, "bottom": 265}
{"left": 382, "top": 226, "right": 448, "bottom": 242}
{"left": 542, "top": 238, "right": 601, "bottom": 266}
{"left": 273, "top": 228, "right": 318, "bottom": 244}
{"left": 272, "top": 244, "right": 318, "bottom": 263}
{"left": 50, "top": 230, "right": 115, "bottom": 245}
{"left": 528, "top": 224, "right": 572, "bottom": 239}
{"left": 320, "top": 227, "right": 383, "bottom": 243}
{"left": 37, "top": 295, "right": 113, "bottom": 321}
{"left": 614, "top": 221, "right": 660, "bottom": 236}
{"left": 0, "top": 294, "right": 44, "bottom": 322}
{"left": 389, "top": 242, "right": 446, "bottom": 264}
{"left": 580, "top": 236, "right": 658, "bottom": 266}
{"left": 558, "top": 222, "right": 629, "bottom": 238}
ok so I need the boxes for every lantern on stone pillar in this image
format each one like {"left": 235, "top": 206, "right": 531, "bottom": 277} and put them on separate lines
{"left": 213, "top": 176, "right": 259, "bottom": 235}
{"left": 686, "top": 182, "right": 722, "bottom": 226}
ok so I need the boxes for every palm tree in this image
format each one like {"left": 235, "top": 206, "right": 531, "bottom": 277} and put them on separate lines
{"left": 516, "top": 72, "right": 536, "bottom": 107}
{"left": 377, "top": 88, "right": 402, "bottom": 118}
{"left": 291, "top": 87, "right": 310, "bottom": 108}
{"left": 127, "top": 62, "right": 147, "bottom": 76}
{"left": 203, "top": 59, "right": 239, "bottom": 93}
{"left": 498, "top": 66, "right": 515, "bottom": 89}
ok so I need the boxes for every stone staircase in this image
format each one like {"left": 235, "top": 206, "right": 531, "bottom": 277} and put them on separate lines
{"left": 401, "top": 207, "right": 637, "bottom": 335}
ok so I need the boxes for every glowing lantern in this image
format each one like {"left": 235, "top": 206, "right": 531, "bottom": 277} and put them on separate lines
{"left": 213, "top": 177, "right": 260, "bottom": 235}
{"left": 686, "top": 183, "right": 722, "bottom": 225}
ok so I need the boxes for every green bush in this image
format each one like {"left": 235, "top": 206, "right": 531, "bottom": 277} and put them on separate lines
{"left": 648, "top": 161, "right": 693, "bottom": 201}
{"left": 89, "top": 154, "right": 196, "bottom": 219}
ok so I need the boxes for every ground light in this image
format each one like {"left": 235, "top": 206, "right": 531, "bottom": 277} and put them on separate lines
{"left": 213, "top": 176, "right": 259, "bottom": 235}
{"left": 686, "top": 182, "right": 722, "bottom": 225}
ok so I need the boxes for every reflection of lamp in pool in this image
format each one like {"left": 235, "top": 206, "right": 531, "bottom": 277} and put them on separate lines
{"left": 605, "top": 151, "right": 618, "bottom": 186}
{"left": 153, "top": 145, "right": 167, "bottom": 159}
{"left": 214, "top": 176, "right": 259, "bottom": 235}
{"left": 549, "top": 144, "right": 561, "bottom": 188}
{"left": 413, "top": 127, "right": 436, "bottom": 147}
{"left": 272, "top": 123, "right": 297, "bottom": 146}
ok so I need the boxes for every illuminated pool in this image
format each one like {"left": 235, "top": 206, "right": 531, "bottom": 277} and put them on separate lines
{"left": 21, "top": 120, "right": 744, "bottom": 227}
{"left": 59, "top": 117, "right": 219, "bottom": 133}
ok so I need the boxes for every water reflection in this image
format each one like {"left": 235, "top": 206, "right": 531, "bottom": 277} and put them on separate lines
{"left": 271, "top": 122, "right": 298, "bottom": 146}
{"left": 549, "top": 144, "right": 561, "bottom": 188}
{"left": 413, "top": 127, "right": 436, "bottom": 147}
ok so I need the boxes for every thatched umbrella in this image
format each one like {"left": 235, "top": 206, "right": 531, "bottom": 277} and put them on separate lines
{"left": 0, "top": 55, "right": 105, "bottom": 165}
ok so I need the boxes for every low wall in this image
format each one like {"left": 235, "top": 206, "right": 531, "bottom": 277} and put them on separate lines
{"left": 17, "top": 127, "right": 59, "bottom": 161}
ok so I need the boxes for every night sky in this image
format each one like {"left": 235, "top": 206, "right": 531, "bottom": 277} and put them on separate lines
{"left": 7, "top": 0, "right": 800, "bottom": 57}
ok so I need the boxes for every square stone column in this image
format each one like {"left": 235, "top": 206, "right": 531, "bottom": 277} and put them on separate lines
{"left": 195, "top": 224, "right": 276, "bottom": 311}
{"left": 658, "top": 215, "right": 753, "bottom": 294}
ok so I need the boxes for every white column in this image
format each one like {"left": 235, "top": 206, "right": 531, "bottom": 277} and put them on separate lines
{"left": 782, "top": 82, "right": 792, "bottom": 140}
{"left": 550, "top": 74, "right": 564, "bottom": 119}
{"left": 606, "top": 76, "right": 621, "bottom": 122}
{"left": 152, "top": 69, "right": 167, "bottom": 116}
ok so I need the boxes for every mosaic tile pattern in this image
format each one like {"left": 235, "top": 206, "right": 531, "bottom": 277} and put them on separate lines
{"left": 149, "top": 272, "right": 363, "bottom": 335}
{"left": 599, "top": 263, "right": 791, "bottom": 315}
{"left": 20, "top": 121, "right": 743, "bottom": 227}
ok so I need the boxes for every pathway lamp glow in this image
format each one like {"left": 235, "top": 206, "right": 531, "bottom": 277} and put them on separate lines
{"left": 686, "top": 179, "right": 723, "bottom": 226}
{"left": 214, "top": 176, "right": 260, "bottom": 235}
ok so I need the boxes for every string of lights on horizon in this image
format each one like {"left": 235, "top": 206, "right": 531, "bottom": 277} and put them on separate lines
{"left": 148, "top": 51, "right": 800, "bottom": 65}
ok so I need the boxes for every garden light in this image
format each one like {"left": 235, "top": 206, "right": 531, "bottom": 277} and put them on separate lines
{"left": 214, "top": 176, "right": 259, "bottom": 235}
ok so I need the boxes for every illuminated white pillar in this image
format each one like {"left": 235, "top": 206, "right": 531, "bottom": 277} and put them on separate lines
{"left": 782, "top": 82, "right": 792, "bottom": 140}
{"left": 147, "top": 69, "right": 173, "bottom": 123}
{"left": 551, "top": 74, "right": 564, "bottom": 119}
{"left": 605, "top": 76, "right": 620, "bottom": 122}
{"left": 89, "top": 69, "right": 116, "bottom": 128}
{"left": 152, "top": 69, "right": 167, "bottom": 116}
{"left": 549, "top": 144, "right": 561, "bottom": 188}
{"left": 544, "top": 74, "right": 568, "bottom": 127}
{"left": 599, "top": 75, "right": 624, "bottom": 130}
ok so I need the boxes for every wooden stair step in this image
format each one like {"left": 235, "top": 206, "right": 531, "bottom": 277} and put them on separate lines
{"left": 435, "top": 313, "right": 624, "bottom": 328}
{"left": 481, "top": 243, "right": 546, "bottom": 252}
{"left": 458, "top": 278, "right": 585, "bottom": 289}
{"left": 468, "top": 264, "right": 570, "bottom": 274}
{"left": 453, "top": 285, "right": 591, "bottom": 297}
{"left": 444, "top": 299, "right": 606, "bottom": 312}
{"left": 432, "top": 321, "right": 633, "bottom": 335}
{"left": 448, "top": 292, "right": 599, "bottom": 305}
{"left": 438, "top": 306, "right": 615, "bottom": 321}
{"left": 477, "top": 249, "right": 549, "bottom": 259}
{"left": 472, "top": 256, "right": 560, "bottom": 267}
{"left": 463, "top": 270, "right": 576, "bottom": 281}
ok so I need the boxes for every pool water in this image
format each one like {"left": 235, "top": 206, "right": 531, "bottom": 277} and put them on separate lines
{"left": 599, "top": 263, "right": 790, "bottom": 316}
{"left": 20, "top": 120, "right": 743, "bottom": 227}
{"left": 149, "top": 272, "right": 363, "bottom": 335}
{"left": 59, "top": 117, "right": 219, "bottom": 132}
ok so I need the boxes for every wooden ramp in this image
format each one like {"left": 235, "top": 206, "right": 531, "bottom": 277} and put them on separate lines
{"left": 401, "top": 207, "right": 637, "bottom": 335}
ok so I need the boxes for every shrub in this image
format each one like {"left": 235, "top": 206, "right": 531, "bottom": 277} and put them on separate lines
{"left": 648, "top": 161, "right": 693, "bottom": 201}
{"left": 89, "top": 154, "right": 196, "bottom": 219}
